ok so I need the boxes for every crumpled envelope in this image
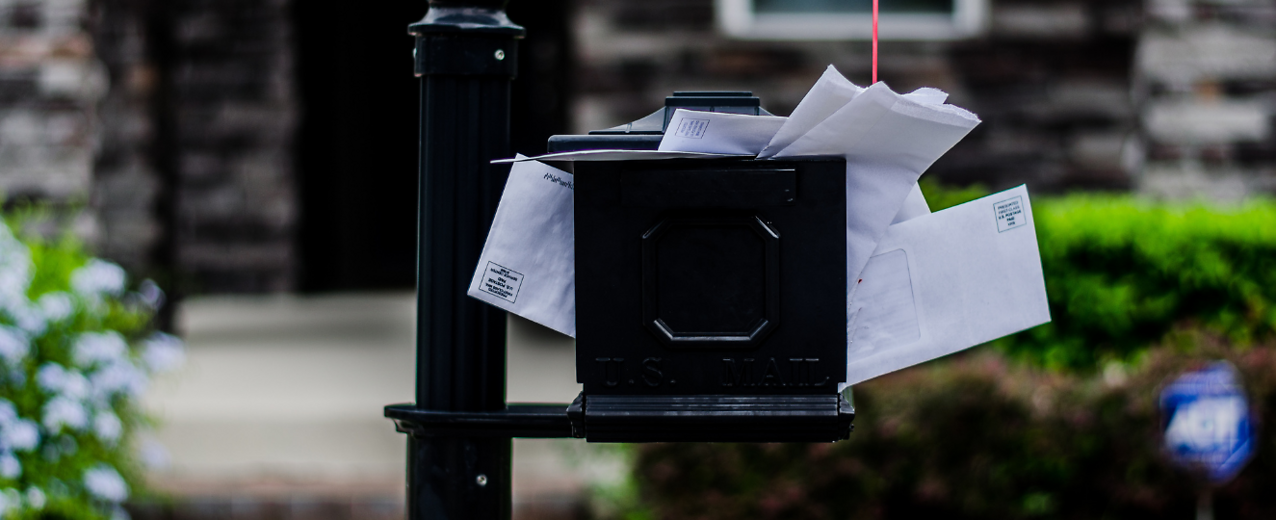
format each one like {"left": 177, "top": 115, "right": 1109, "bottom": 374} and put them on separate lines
{"left": 473, "top": 66, "right": 988, "bottom": 366}
{"left": 762, "top": 71, "right": 981, "bottom": 327}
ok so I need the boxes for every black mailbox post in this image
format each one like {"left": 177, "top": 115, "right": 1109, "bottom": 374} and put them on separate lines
{"left": 385, "top": 6, "right": 854, "bottom": 517}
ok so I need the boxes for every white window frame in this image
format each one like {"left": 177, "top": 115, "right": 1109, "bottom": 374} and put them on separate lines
{"left": 716, "top": 0, "right": 989, "bottom": 41}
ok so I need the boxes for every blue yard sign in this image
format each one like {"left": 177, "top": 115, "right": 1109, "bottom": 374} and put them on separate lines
{"left": 1159, "top": 361, "right": 1254, "bottom": 484}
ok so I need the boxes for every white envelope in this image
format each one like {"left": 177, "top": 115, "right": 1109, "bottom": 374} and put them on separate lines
{"left": 658, "top": 109, "right": 788, "bottom": 155}
{"left": 759, "top": 65, "right": 946, "bottom": 227}
{"left": 842, "top": 185, "right": 1051, "bottom": 387}
{"left": 893, "top": 183, "right": 931, "bottom": 225}
{"left": 467, "top": 158, "right": 576, "bottom": 337}
{"left": 759, "top": 64, "right": 950, "bottom": 159}
{"left": 493, "top": 149, "right": 749, "bottom": 164}
{"left": 773, "top": 81, "right": 981, "bottom": 329}
{"left": 758, "top": 65, "right": 864, "bottom": 159}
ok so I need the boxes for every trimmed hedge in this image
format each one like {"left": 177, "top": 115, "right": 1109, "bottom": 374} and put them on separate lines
{"left": 919, "top": 183, "right": 1276, "bottom": 371}
{"left": 1007, "top": 195, "right": 1276, "bottom": 370}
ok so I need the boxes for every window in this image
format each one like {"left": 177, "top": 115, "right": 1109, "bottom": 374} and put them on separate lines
{"left": 717, "top": 0, "right": 988, "bottom": 40}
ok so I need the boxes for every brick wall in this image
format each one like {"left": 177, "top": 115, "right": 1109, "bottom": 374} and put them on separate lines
{"left": 1, "top": 0, "right": 297, "bottom": 293}
{"left": 943, "top": 0, "right": 1143, "bottom": 191}
{"left": 91, "top": 0, "right": 298, "bottom": 293}
{"left": 571, "top": 0, "right": 1145, "bottom": 193}
{"left": 7, "top": 0, "right": 1271, "bottom": 295}
{"left": 1136, "top": 0, "right": 1276, "bottom": 199}
{"left": 0, "top": 0, "right": 103, "bottom": 204}
{"left": 161, "top": 0, "right": 297, "bottom": 293}
{"left": 92, "top": 0, "right": 162, "bottom": 273}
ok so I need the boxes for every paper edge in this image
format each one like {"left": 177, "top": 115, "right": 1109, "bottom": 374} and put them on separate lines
{"left": 492, "top": 150, "right": 753, "bottom": 164}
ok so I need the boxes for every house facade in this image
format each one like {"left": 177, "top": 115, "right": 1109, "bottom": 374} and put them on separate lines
{"left": 0, "top": 0, "right": 1270, "bottom": 294}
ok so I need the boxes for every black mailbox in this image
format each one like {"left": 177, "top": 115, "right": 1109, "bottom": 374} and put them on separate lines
{"left": 558, "top": 92, "right": 855, "bottom": 443}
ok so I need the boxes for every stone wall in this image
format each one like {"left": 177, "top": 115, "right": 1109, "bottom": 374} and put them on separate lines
{"left": 1136, "top": 0, "right": 1276, "bottom": 199}
{"left": 92, "top": 0, "right": 162, "bottom": 273}
{"left": 0, "top": 0, "right": 166, "bottom": 274}
{"left": 0, "top": 0, "right": 103, "bottom": 205}
{"left": 571, "top": 0, "right": 1144, "bottom": 193}
{"left": 93, "top": 0, "right": 297, "bottom": 293}
{"left": 160, "top": 0, "right": 297, "bottom": 293}
{"left": 1, "top": 0, "right": 297, "bottom": 293}
{"left": 6, "top": 0, "right": 1272, "bottom": 295}
{"left": 944, "top": 0, "right": 1143, "bottom": 191}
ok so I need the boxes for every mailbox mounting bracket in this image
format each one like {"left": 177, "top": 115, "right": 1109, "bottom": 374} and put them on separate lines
{"left": 385, "top": 391, "right": 855, "bottom": 442}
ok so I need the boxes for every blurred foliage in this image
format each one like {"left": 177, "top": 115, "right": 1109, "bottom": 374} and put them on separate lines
{"left": 560, "top": 441, "right": 656, "bottom": 520}
{"left": 918, "top": 177, "right": 990, "bottom": 212}
{"left": 617, "top": 332, "right": 1276, "bottom": 520}
{"left": 0, "top": 210, "right": 182, "bottom": 520}
{"left": 1008, "top": 195, "right": 1276, "bottom": 371}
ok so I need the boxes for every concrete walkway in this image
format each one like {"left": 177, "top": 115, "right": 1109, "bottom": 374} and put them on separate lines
{"left": 141, "top": 292, "right": 592, "bottom": 516}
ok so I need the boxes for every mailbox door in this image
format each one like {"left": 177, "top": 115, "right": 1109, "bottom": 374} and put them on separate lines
{"left": 575, "top": 158, "right": 847, "bottom": 397}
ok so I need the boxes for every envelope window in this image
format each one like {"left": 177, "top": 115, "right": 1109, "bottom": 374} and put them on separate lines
{"left": 849, "top": 248, "right": 921, "bottom": 358}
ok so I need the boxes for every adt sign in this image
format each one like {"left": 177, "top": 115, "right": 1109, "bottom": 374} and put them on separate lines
{"left": 1160, "top": 362, "right": 1255, "bottom": 483}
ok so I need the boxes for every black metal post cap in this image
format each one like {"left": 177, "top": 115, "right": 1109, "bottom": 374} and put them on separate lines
{"left": 409, "top": 2, "right": 525, "bottom": 36}
{"left": 429, "top": 0, "right": 508, "bottom": 8}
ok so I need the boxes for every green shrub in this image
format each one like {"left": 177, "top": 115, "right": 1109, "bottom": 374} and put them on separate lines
{"left": 624, "top": 333, "right": 1276, "bottom": 520}
{"left": 0, "top": 218, "right": 182, "bottom": 519}
{"left": 918, "top": 177, "right": 990, "bottom": 213}
{"left": 921, "top": 181, "right": 1276, "bottom": 371}
{"left": 1006, "top": 195, "right": 1276, "bottom": 370}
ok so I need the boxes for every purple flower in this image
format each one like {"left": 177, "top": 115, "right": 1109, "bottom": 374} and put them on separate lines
{"left": 89, "top": 360, "right": 147, "bottom": 401}
{"left": 141, "top": 332, "right": 185, "bottom": 373}
{"left": 93, "top": 412, "right": 122, "bottom": 444}
{"left": 42, "top": 397, "right": 88, "bottom": 431}
{"left": 36, "top": 363, "right": 67, "bottom": 393}
{"left": 0, "top": 400, "right": 15, "bottom": 425}
{"left": 37, "top": 292, "right": 74, "bottom": 323}
{"left": 83, "top": 465, "right": 128, "bottom": 502}
{"left": 0, "top": 327, "right": 27, "bottom": 365}
{"left": 0, "top": 453, "right": 20, "bottom": 479}
{"left": 71, "top": 260, "right": 126, "bottom": 297}
{"left": 73, "top": 332, "right": 128, "bottom": 368}
{"left": 3, "top": 419, "right": 39, "bottom": 451}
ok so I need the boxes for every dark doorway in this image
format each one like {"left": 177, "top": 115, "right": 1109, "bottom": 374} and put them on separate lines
{"left": 293, "top": 2, "right": 573, "bottom": 292}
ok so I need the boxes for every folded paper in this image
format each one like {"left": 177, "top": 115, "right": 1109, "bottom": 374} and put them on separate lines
{"left": 893, "top": 183, "right": 931, "bottom": 225}
{"left": 759, "top": 64, "right": 950, "bottom": 160}
{"left": 493, "top": 149, "right": 749, "bottom": 164}
{"left": 758, "top": 65, "right": 864, "bottom": 160}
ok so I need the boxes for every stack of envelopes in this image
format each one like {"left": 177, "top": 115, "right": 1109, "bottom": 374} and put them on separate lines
{"left": 471, "top": 65, "right": 1050, "bottom": 387}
